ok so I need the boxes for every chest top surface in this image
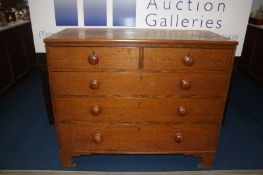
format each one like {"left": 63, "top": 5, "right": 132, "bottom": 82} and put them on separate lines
{"left": 44, "top": 28, "right": 238, "bottom": 47}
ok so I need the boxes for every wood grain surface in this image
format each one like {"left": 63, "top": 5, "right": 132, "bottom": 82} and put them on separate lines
{"left": 55, "top": 97, "right": 225, "bottom": 122}
{"left": 144, "top": 48, "right": 233, "bottom": 70}
{"left": 57, "top": 123, "right": 219, "bottom": 152}
{"left": 51, "top": 72, "right": 228, "bottom": 97}
{"left": 48, "top": 47, "right": 139, "bottom": 70}
{"left": 44, "top": 28, "right": 237, "bottom": 168}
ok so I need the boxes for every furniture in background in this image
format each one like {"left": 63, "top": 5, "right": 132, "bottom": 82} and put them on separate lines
{"left": 0, "top": 21, "right": 36, "bottom": 94}
{"left": 37, "top": 53, "right": 55, "bottom": 124}
{"left": 239, "top": 24, "right": 263, "bottom": 84}
{"left": 44, "top": 28, "right": 237, "bottom": 168}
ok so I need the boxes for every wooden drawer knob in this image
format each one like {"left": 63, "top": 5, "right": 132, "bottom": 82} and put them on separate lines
{"left": 88, "top": 51, "right": 99, "bottom": 65}
{"left": 175, "top": 133, "right": 183, "bottom": 143}
{"left": 180, "top": 80, "right": 192, "bottom": 90}
{"left": 89, "top": 80, "right": 100, "bottom": 90}
{"left": 183, "top": 56, "right": 194, "bottom": 66}
{"left": 177, "top": 106, "right": 187, "bottom": 116}
{"left": 91, "top": 105, "right": 101, "bottom": 116}
{"left": 93, "top": 133, "right": 102, "bottom": 143}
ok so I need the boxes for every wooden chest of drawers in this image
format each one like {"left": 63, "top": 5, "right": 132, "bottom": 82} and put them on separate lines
{"left": 44, "top": 28, "right": 237, "bottom": 168}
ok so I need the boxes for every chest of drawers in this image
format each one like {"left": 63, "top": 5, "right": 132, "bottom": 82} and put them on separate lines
{"left": 44, "top": 28, "right": 237, "bottom": 168}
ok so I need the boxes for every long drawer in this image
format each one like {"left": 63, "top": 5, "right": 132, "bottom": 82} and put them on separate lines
{"left": 144, "top": 48, "right": 233, "bottom": 70}
{"left": 58, "top": 123, "right": 219, "bottom": 152}
{"left": 51, "top": 72, "right": 228, "bottom": 97}
{"left": 55, "top": 97, "right": 225, "bottom": 122}
{"left": 48, "top": 47, "right": 139, "bottom": 70}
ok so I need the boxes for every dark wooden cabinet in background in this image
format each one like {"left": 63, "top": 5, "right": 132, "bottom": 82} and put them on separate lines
{"left": 6, "top": 27, "right": 28, "bottom": 79}
{"left": 0, "top": 22, "right": 36, "bottom": 94}
{"left": 239, "top": 24, "right": 263, "bottom": 84}
{"left": 0, "top": 0, "right": 25, "bottom": 8}
{"left": 0, "top": 37, "right": 13, "bottom": 92}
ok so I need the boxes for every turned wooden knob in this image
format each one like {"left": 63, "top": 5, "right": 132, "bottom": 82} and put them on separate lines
{"left": 88, "top": 51, "right": 99, "bottom": 65}
{"left": 183, "top": 56, "right": 195, "bottom": 66}
{"left": 175, "top": 133, "right": 183, "bottom": 143}
{"left": 91, "top": 105, "right": 101, "bottom": 116}
{"left": 180, "top": 80, "right": 192, "bottom": 90}
{"left": 177, "top": 106, "right": 187, "bottom": 116}
{"left": 89, "top": 80, "right": 100, "bottom": 90}
{"left": 93, "top": 133, "right": 102, "bottom": 143}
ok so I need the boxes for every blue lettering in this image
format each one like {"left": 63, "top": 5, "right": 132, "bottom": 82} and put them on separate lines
{"left": 206, "top": 20, "right": 213, "bottom": 28}
{"left": 146, "top": 13, "right": 157, "bottom": 26}
{"left": 197, "top": 2, "right": 200, "bottom": 11}
{"left": 160, "top": 18, "right": 167, "bottom": 27}
{"left": 204, "top": 2, "right": 213, "bottom": 11}
{"left": 176, "top": 1, "right": 183, "bottom": 10}
{"left": 200, "top": 15, "right": 204, "bottom": 27}
{"left": 182, "top": 19, "right": 189, "bottom": 27}
{"left": 147, "top": 0, "right": 158, "bottom": 9}
{"left": 163, "top": 0, "right": 171, "bottom": 10}
{"left": 192, "top": 19, "right": 198, "bottom": 27}
{"left": 216, "top": 20, "right": 222, "bottom": 29}
{"left": 218, "top": 3, "right": 225, "bottom": 12}
{"left": 187, "top": 0, "right": 193, "bottom": 11}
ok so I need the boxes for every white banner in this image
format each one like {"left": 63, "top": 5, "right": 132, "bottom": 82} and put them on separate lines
{"left": 28, "top": 0, "right": 253, "bottom": 56}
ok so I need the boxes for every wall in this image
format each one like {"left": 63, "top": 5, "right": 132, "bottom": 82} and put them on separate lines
{"left": 28, "top": 0, "right": 253, "bottom": 56}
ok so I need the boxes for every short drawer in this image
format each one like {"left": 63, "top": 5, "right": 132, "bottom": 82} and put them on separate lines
{"left": 51, "top": 72, "right": 228, "bottom": 97}
{"left": 58, "top": 123, "right": 219, "bottom": 152}
{"left": 55, "top": 97, "right": 225, "bottom": 122}
{"left": 51, "top": 72, "right": 141, "bottom": 97}
{"left": 47, "top": 47, "right": 139, "bottom": 70}
{"left": 141, "top": 72, "right": 228, "bottom": 96}
{"left": 144, "top": 48, "right": 233, "bottom": 70}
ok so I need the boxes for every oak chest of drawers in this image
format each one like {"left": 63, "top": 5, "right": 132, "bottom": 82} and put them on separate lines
{"left": 44, "top": 28, "right": 237, "bottom": 168}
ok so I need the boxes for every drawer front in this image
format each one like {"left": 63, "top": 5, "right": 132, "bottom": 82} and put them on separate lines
{"left": 48, "top": 47, "right": 139, "bottom": 70}
{"left": 51, "top": 72, "right": 228, "bottom": 96}
{"left": 51, "top": 72, "right": 141, "bottom": 97}
{"left": 144, "top": 48, "right": 233, "bottom": 70}
{"left": 55, "top": 97, "right": 225, "bottom": 122}
{"left": 141, "top": 72, "right": 228, "bottom": 96}
{"left": 58, "top": 123, "right": 219, "bottom": 152}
